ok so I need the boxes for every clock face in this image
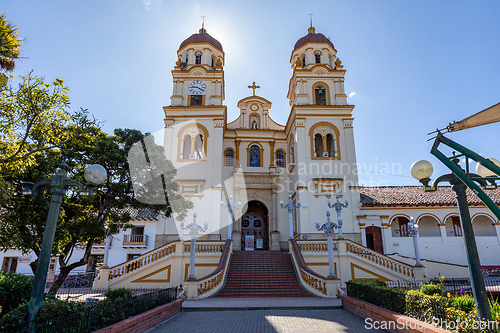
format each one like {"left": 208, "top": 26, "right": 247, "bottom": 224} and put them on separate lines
{"left": 188, "top": 80, "right": 206, "bottom": 95}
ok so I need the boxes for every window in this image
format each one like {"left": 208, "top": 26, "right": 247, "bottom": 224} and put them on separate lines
{"left": 225, "top": 148, "right": 234, "bottom": 166}
{"left": 190, "top": 95, "right": 203, "bottom": 106}
{"left": 310, "top": 122, "right": 340, "bottom": 159}
{"left": 1, "top": 257, "right": 18, "bottom": 273}
{"left": 276, "top": 150, "right": 285, "bottom": 168}
{"left": 399, "top": 218, "right": 410, "bottom": 237}
{"left": 249, "top": 145, "right": 261, "bottom": 167}
{"left": 87, "top": 254, "right": 104, "bottom": 272}
{"left": 315, "top": 51, "right": 321, "bottom": 63}
{"left": 195, "top": 51, "right": 202, "bottom": 64}
{"left": 211, "top": 56, "right": 215, "bottom": 68}
{"left": 178, "top": 123, "right": 209, "bottom": 161}
{"left": 302, "top": 56, "right": 306, "bottom": 66}
{"left": 452, "top": 216, "right": 462, "bottom": 236}
{"left": 315, "top": 86, "right": 326, "bottom": 105}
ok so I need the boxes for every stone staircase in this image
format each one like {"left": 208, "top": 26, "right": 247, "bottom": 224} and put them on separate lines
{"left": 216, "top": 251, "right": 310, "bottom": 297}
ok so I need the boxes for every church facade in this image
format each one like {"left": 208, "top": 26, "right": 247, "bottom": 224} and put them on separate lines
{"left": 161, "top": 24, "right": 362, "bottom": 253}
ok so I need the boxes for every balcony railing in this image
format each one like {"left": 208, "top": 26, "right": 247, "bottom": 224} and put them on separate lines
{"left": 123, "top": 234, "right": 148, "bottom": 246}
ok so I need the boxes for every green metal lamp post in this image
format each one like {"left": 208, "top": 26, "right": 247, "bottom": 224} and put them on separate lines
{"left": 411, "top": 157, "right": 492, "bottom": 321}
{"left": 22, "top": 162, "right": 107, "bottom": 332}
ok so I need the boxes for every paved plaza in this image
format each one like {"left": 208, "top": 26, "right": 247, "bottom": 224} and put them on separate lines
{"left": 147, "top": 298, "right": 384, "bottom": 333}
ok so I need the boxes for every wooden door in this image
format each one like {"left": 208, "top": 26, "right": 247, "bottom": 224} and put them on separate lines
{"left": 241, "top": 211, "right": 269, "bottom": 251}
{"left": 365, "top": 226, "right": 383, "bottom": 253}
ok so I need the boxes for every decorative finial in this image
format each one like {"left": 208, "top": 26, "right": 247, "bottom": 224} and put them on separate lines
{"left": 248, "top": 82, "right": 260, "bottom": 96}
{"left": 200, "top": 15, "right": 207, "bottom": 34}
{"left": 308, "top": 13, "right": 313, "bottom": 27}
{"left": 308, "top": 13, "right": 315, "bottom": 34}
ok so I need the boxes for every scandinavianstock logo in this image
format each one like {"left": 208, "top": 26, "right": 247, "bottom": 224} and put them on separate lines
{"left": 127, "top": 121, "right": 248, "bottom": 239}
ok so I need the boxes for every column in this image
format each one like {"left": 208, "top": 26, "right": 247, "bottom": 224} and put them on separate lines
{"left": 357, "top": 215, "right": 367, "bottom": 246}
{"left": 438, "top": 222, "right": 447, "bottom": 244}
{"left": 269, "top": 141, "right": 275, "bottom": 167}
{"left": 321, "top": 135, "right": 328, "bottom": 155}
{"left": 380, "top": 215, "right": 392, "bottom": 254}
{"left": 494, "top": 223, "right": 500, "bottom": 244}
{"left": 235, "top": 140, "right": 241, "bottom": 167}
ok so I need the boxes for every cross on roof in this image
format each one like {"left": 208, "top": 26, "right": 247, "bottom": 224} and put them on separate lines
{"left": 248, "top": 82, "right": 260, "bottom": 96}
{"left": 308, "top": 13, "right": 313, "bottom": 27}
{"left": 201, "top": 15, "right": 206, "bottom": 29}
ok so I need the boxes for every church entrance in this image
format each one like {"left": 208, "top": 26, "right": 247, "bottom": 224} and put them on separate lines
{"left": 241, "top": 201, "right": 269, "bottom": 251}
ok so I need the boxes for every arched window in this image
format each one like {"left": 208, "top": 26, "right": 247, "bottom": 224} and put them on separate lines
{"left": 276, "top": 150, "right": 285, "bottom": 168}
{"left": 195, "top": 51, "right": 202, "bottom": 64}
{"left": 391, "top": 217, "right": 410, "bottom": 237}
{"left": 315, "top": 51, "right": 321, "bottom": 64}
{"left": 249, "top": 145, "right": 261, "bottom": 167}
{"left": 301, "top": 56, "right": 306, "bottom": 67}
{"left": 315, "top": 86, "right": 326, "bottom": 105}
{"left": 309, "top": 122, "right": 341, "bottom": 160}
{"left": 211, "top": 56, "right": 215, "bottom": 68}
{"left": 177, "top": 123, "right": 209, "bottom": 161}
{"left": 225, "top": 149, "right": 234, "bottom": 167}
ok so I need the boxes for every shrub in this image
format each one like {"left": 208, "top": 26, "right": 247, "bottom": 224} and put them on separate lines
{"left": 0, "top": 298, "right": 84, "bottom": 333}
{"left": 0, "top": 272, "right": 33, "bottom": 317}
{"left": 451, "top": 294, "right": 476, "bottom": 314}
{"left": 420, "top": 282, "right": 444, "bottom": 296}
{"left": 346, "top": 280, "right": 406, "bottom": 313}
{"left": 355, "top": 279, "right": 387, "bottom": 287}
{"left": 105, "top": 288, "right": 132, "bottom": 302}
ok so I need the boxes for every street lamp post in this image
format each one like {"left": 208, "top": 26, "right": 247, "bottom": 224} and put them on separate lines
{"left": 220, "top": 195, "right": 241, "bottom": 239}
{"left": 180, "top": 212, "right": 209, "bottom": 279}
{"left": 280, "top": 194, "right": 302, "bottom": 239}
{"left": 22, "top": 162, "right": 107, "bottom": 332}
{"left": 327, "top": 194, "right": 348, "bottom": 239}
{"left": 408, "top": 217, "right": 422, "bottom": 266}
{"left": 315, "top": 210, "right": 340, "bottom": 277}
{"left": 411, "top": 158, "right": 492, "bottom": 321}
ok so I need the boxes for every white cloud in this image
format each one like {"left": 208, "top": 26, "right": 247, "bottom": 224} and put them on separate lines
{"left": 143, "top": 0, "right": 151, "bottom": 10}
{"left": 193, "top": 5, "right": 200, "bottom": 12}
{"left": 348, "top": 91, "right": 356, "bottom": 98}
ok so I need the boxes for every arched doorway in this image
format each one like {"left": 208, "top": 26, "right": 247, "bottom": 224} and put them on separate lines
{"left": 365, "top": 226, "right": 383, "bottom": 253}
{"left": 241, "top": 201, "right": 269, "bottom": 251}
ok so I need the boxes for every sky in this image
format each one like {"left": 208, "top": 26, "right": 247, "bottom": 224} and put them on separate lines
{"left": 3, "top": 0, "right": 500, "bottom": 186}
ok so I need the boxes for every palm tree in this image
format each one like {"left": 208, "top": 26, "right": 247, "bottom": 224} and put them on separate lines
{"left": 0, "top": 13, "right": 22, "bottom": 72}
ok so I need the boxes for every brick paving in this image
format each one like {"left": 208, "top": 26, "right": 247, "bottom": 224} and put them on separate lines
{"left": 148, "top": 308, "right": 382, "bottom": 332}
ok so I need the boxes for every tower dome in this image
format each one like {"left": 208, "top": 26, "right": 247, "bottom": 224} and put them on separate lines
{"left": 293, "top": 26, "right": 334, "bottom": 51}
{"left": 178, "top": 27, "right": 223, "bottom": 52}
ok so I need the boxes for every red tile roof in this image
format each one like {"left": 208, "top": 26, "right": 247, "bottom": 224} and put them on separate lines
{"left": 359, "top": 186, "right": 500, "bottom": 207}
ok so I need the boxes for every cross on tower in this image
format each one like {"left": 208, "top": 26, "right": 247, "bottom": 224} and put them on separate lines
{"left": 201, "top": 15, "right": 206, "bottom": 29}
{"left": 308, "top": 13, "right": 314, "bottom": 27}
{"left": 248, "top": 82, "right": 260, "bottom": 96}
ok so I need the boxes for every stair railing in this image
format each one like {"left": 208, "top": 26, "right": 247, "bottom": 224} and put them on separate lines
{"left": 289, "top": 239, "right": 339, "bottom": 297}
{"left": 183, "top": 239, "right": 233, "bottom": 299}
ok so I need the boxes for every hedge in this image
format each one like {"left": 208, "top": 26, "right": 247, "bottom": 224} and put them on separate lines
{"left": 0, "top": 288, "right": 177, "bottom": 332}
{"left": 346, "top": 279, "right": 406, "bottom": 313}
{"left": 0, "top": 272, "right": 33, "bottom": 317}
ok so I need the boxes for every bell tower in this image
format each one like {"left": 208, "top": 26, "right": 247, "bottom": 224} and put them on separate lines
{"left": 285, "top": 25, "right": 361, "bottom": 244}
{"left": 287, "top": 25, "right": 347, "bottom": 106}
{"left": 170, "top": 25, "right": 225, "bottom": 107}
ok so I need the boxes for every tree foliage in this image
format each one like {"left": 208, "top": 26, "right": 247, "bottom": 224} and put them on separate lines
{"left": 0, "top": 13, "right": 22, "bottom": 88}
{"left": 0, "top": 127, "right": 191, "bottom": 293}
{"left": 0, "top": 74, "right": 96, "bottom": 205}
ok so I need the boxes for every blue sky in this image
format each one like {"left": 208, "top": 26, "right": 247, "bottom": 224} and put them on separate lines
{"left": 3, "top": 0, "right": 500, "bottom": 186}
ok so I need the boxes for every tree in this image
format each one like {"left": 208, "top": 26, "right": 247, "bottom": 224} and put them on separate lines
{"left": 0, "top": 74, "right": 95, "bottom": 205}
{"left": 0, "top": 127, "right": 192, "bottom": 293}
{"left": 0, "top": 13, "right": 22, "bottom": 88}
{"left": 0, "top": 13, "right": 21, "bottom": 72}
